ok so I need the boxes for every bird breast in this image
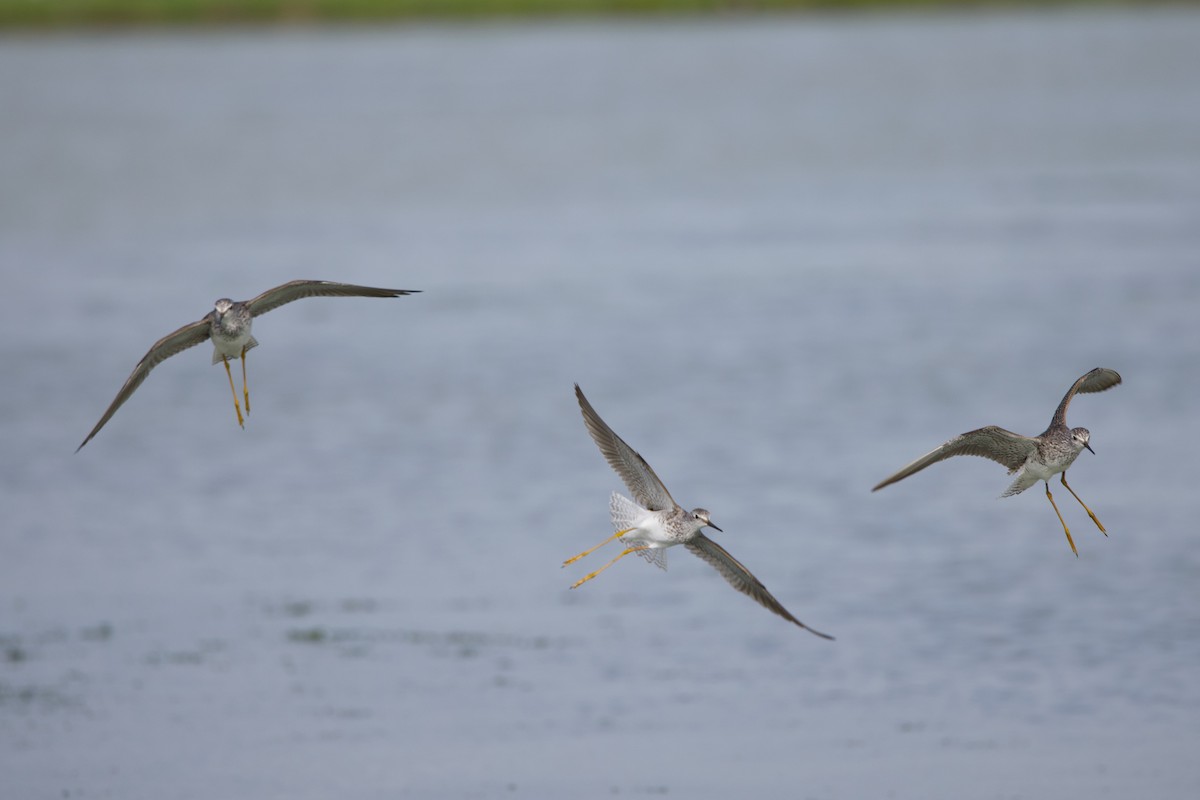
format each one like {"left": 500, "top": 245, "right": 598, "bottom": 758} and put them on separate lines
{"left": 210, "top": 314, "right": 253, "bottom": 355}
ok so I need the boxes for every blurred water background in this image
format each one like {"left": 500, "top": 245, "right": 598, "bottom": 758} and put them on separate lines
{"left": 2, "top": 7, "right": 1199, "bottom": 798}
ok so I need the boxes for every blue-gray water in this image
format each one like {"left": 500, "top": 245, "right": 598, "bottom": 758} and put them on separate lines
{"left": 2, "top": 8, "right": 1199, "bottom": 799}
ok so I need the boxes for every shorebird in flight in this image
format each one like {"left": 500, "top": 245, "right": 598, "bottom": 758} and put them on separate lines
{"left": 77, "top": 280, "right": 419, "bottom": 451}
{"left": 872, "top": 367, "right": 1122, "bottom": 556}
{"left": 566, "top": 384, "right": 832, "bottom": 638}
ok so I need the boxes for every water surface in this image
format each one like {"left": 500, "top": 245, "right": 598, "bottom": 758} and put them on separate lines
{"left": 2, "top": 9, "right": 1199, "bottom": 799}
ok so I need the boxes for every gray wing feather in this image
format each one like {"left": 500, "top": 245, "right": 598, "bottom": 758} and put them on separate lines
{"left": 872, "top": 426, "right": 1038, "bottom": 491}
{"left": 575, "top": 384, "right": 676, "bottom": 511}
{"left": 1051, "top": 367, "right": 1122, "bottom": 427}
{"left": 77, "top": 317, "right": 213, "bottom": 451}
{"left": 243, "top": 280, "right": 419, "bottom": 317}
{"left": 685, "top": 533, "right": 833, "bottom": 639}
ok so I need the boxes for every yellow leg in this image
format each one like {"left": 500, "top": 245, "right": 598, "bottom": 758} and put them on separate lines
{"left": 1044, "top": 482, "right": 1077, "bottom": 557}
{"left": 222, "top": 357, "right": 245, "bottom": 428}
{"left": 241, "top": 345, "right": 250, "bottom": 416}
{"left": 570, "top": 546, "right": 648, "bottom": 589}
{"left": 1061, "top": 473, "right": 1105, "bottom": 535}
{"left": 562, "top": 529, "right": 633, "bottom": 567}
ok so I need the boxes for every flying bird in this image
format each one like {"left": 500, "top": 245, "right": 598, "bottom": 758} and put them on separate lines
{"left": 566, "top": 384, "right": 832, "bottom": 638}
{"left": 77, "top": 280, "right": 419, "bottom": 451}
{"left": 872, "top": 367, "right": 1122, "bottom": 556}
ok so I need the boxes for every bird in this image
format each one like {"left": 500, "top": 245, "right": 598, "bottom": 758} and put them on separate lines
{"left": 566, "top": 384, "right": 832, "bottom": 638}
{"left": 77, "top": 280, "right": 419, "bottom": 451}
{"left": 872, "top": 367, "right": 1122, "bottom": 556}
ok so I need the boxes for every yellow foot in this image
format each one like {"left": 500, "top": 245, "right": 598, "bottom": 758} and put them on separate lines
{"left": 562, "top": 529, "right": 632, "bottom": 567}
{"left": 1060, "top": 475, "right": 1105, "bottom": 536}
{"left": 1063, "top": 526, "right": 1078, "bottom": 558}
{"left": 571, "top": 571, "right": 603, "bottom": 590}
{"left": 223, "top": 356, "right": 245, "bottom": 428}
{"left": 1045, "top": 483, "right": 1077, "bottom": 557}
{"left": 568, "top": 545, "right": 646, "bottom": 588}
{"left": 241, "top": 346, "right": 250, "bottom": 416}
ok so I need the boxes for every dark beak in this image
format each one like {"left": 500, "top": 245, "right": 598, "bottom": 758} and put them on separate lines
{"left": 707, "top": 521, "right": 723, "bottom": 533}
{"left": 1085, "top": 442, "right": 1095, "bottom": 454}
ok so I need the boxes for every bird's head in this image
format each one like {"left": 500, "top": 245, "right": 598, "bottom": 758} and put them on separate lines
{"left": 213, "top": 298, "right": 234, "bottom": 316}
{"left": 1071, "top": 427, "right": 1094, "bottom": 454}
{"left": 691, "top": 508, "right": 722, "bottom": 532}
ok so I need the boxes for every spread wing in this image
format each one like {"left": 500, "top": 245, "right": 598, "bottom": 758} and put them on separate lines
{"left": 1051, "top": 367, "right": 1122, "bottom": 427}
{"left": 575, "top": 384, "right": 676, "bottom": 511}
{"left": 872, "top": 426, "right": 1038, "bottom": 491}
{"left": 243, "top": 280, "right": 419, "bottom": 317}
{"left": 77, "top": 317, "right": 213, "bottom": 452}
{"left": 685, "top": 533, "right": 833, "bottom": 639}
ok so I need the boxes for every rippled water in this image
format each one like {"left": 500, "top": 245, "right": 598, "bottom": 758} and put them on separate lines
{"left": 2, "top": 8, "right": 1199, "bottom": 799}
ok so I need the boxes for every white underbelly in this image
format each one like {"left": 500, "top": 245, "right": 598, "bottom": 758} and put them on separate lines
{"left": 210, "top": 328, "right": 257, "bottom": 363}
{"left": 624, "top": 513, "right": 678, "bottom": 548}
{"left": 1022, "top": 458, "right": 1059, "bottom": 481}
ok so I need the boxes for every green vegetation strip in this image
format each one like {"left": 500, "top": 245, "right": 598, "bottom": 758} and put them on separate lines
{"left": 0, "top": 1, "right": 1134, "bottom": 30}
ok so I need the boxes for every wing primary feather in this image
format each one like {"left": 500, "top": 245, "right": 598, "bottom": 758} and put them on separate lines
{"left": 685, "top": 534, "right": 833, "bottom": 639}
{"left": 76, "top": 317, "right": 213, "bottom": 451}
{"left": 1051, "top": 367, "right": 1123, "bottom": 427}
{"left": 872, "top": 426, "right": 1037, "bottom": 491}
{"left": 244, "top": 280, "right": 419, "bottom": 317}
{"left": 575, "top": 384, "right": 676, "bottom": 511}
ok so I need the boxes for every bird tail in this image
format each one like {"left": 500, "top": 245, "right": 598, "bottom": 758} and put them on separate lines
{"left": 609, "top": 492, "right": 644, "bottom": 532}
{"left": 1001, "top": 469, "right": 1037, "bottom": 497}
{"left": 609, "top": 493, "right": 667, "bottom": 571}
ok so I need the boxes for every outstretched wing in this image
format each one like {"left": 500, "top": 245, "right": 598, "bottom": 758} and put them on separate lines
{"left": 77, "top": 317, "right": 213, "bottom": 452}
{"left": 1051, "top": 367, "right": 1122, "bottom": 427}
{"left": 243, "top": 280, "right": 419, "bottom": 317}
{"left": 872, "top": 425, "right": 1038, "bottom": 491}
{"left": 685, "top": 533, "right": 833, "bottom": 639}
{"left": 575, "top": 384, "right": 676, "bottom": 511}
